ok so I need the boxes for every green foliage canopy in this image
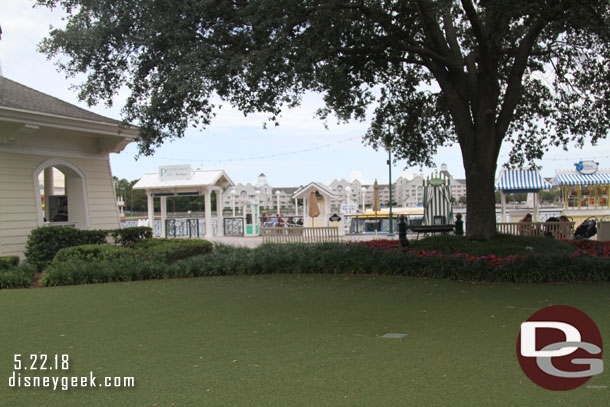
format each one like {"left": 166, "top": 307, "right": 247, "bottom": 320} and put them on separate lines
{"left": 37, "top": 0, "right": 610, "bottom": 161}
{"left": 37, "top": 0, "right": 610, "bottom": 237}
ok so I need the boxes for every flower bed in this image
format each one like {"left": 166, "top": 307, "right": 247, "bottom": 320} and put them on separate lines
{"left": 565, "top": 240, "right": 610, "bottom": 257}
{"left": 42, "top": 239, "right": 610, "bottom": 287}
{"left": 346, "top": 238, "right": 610, "bottom": 263}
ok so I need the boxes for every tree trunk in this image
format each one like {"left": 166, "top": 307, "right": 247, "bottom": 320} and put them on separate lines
{"left": 464, "top": 160, "right": 497, "bottom": 240}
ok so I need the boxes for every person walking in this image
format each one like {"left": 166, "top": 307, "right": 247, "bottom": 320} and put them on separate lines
{"left": 398, "top": 215, "right": 409, "bottom": 248}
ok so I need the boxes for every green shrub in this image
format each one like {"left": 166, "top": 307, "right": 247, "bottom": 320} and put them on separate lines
{"left": 80, "top": 229, "right": 109, "bottom": 244}
{"left": 409, "top": 234, "right": 577, "bottom": 257}
{"left": 53, "top": 244, "right": 139, "bottom": 263}
{"left": 0, "top": 263, "right": 38, "bottom": 289}
{"left": 0, "top": 256, "right": 19, "bottom": 270}
{"left": 134, "top": 239, "right": 214, "bottom": 263}
{"left": 24, "top": 227, "right": 109, "bottom": 271}
{"left": 42, "top": 258, "right": 183, "bottom": 286}
{"left": 40, "top": 240, "right": 610, "bottom": 287}
{"left": 111, "top": 227, "right": 152, "bottom": 246}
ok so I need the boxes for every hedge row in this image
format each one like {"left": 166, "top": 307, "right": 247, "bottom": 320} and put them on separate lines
{"left": 52, "top": 239, "right": 213, "bottom": 264}
{"left": 24, "top": 226, "right": 152, "bottom": 270}
{"left": 0, "top": 263, "right": 38, "bottom": 289}
{"left": 42, "top": 242, "right": 610, "bottom": 286}
{"left": 0, "top": 256, "right": 19, "bottom": 270}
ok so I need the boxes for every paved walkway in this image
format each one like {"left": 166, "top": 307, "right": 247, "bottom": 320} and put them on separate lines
{"left": 205, "top": 233, "right": 418, "bottom": 248}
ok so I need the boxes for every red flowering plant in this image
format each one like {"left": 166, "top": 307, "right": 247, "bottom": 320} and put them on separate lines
{"left": 344, "top": 239, "right": 529, "bottom": 268}
{"left": 565, "top": 240, "right": 610, "bottom": 257}
{"left": 339, "top": 238, "right": 610, "bottom": 282}
{"left": 345, "top": 238, "right": 610, "bottom": 268}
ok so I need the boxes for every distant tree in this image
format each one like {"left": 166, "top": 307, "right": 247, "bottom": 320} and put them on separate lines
{"left": 540, "top": 189, "right": 560, "bottom": 203}
{"left": 38, "top": 1, "right": 610, "bottom": 238}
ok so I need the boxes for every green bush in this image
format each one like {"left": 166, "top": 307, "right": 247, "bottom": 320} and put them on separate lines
{"left": 53, "top": 244, "right": 139, "bottom": 263}
{"left": 0, "top": 263, "right": 38, "bottom": 289}
{"left": 41, "top": 240, "right": 610, "bottom": 287}
{"left": 111, "top": 227, "right": 152, "bottom": 246}
{"left": 0, "top": 256, "right": 19, "bottom": 270}
{"left": 134, "top": 239, "right": 214, "bottom": 263}
{"left": 51, "top": 238, "right": 212, "bottom": 265}
{"left": 409, "top": 234, "right": 577, "bottom": 257}
{"left": 24, "top": 226, "right": 109, "bottom": 271}
{"left": 42, "top": 258, "right": 183, "bottom": 286}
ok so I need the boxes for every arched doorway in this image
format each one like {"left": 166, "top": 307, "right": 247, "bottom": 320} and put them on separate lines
{"left": 33, "top": 159, "right": 90, "bottom": 228}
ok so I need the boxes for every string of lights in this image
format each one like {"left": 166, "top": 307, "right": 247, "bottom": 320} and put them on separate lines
{"left": 152, "top": 135, "right": 362, "bottom": 166}
{"left": 498, "top": 154, "right": 610, "bottom": 162}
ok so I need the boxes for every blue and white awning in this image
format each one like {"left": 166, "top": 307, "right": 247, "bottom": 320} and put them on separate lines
{"left": 552, "top": 171, "right": 610, "bottom": 187}
{"left": 495, "top": 169, "right": 552, "bottom": 193}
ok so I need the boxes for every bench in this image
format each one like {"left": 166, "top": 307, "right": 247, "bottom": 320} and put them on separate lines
{"left": 261, "top": 226, "right": 340, "bottom": 243}
{"left": 409, "top": 224, "right": 455, "bottom": 239}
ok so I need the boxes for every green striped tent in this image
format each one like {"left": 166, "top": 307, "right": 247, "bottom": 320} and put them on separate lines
{"left": 423, "top": 172, "right": 454, "bottom": 225}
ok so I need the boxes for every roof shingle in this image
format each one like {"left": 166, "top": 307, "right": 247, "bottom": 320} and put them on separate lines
{"left": 0, "top": 76, "right": 120, "bottom": 124}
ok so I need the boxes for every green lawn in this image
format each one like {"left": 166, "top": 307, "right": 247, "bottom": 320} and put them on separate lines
{"left": 0, "top": 275, "right": 608, "bottom": 406}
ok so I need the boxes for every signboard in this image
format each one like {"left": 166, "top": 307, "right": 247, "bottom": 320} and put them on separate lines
{"left": 340, "top": 203, "right": 359, "bottom": 213}
{"left": 159, "top": 164, "right": 192, "bottom": 181}
{"left": 428, "top": 178, "right": 445, "bottom": 186}
{"left": 574, "top": 160, "right": 598, "bottom": 175}
{"left": 329, "top": 213, "right": 342, "bottom": 222}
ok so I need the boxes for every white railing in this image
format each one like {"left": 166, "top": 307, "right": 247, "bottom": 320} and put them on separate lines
{"left": 496, "top": 222, "right": 574, "bottom": 239}
{"left": 261, "top": 227, "right": 340, "bottom": 243}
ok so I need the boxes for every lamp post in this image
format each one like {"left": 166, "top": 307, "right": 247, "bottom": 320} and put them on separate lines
{"left": 231, "top": 189, "right": 236, "bottom": 217}
{"left": 361, "top": 187, "right": 366, "bottom": 213}
{"left": 385, "top": 137, "right": 394, "bottom": 236}
{"left": 276, "top": 190, "right": 281, "bottom": 214}
{"left": 345, "top": 186, "right": 352, "bottom": 214}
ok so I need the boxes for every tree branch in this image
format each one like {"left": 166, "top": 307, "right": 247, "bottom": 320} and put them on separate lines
{"left": 423, "top": 57, "right": 473, "bottom": 148}
{"left": 415, "top": 0, "right": 454, "bottom": 66}
{"left": 460, "top": 0, "right": 486, "bottom": 46}
{"left": 443, "top": 9, "right": 464, "bottom": 64}
{"left": 328, "top": 44, "right": 450, "bottom": 67}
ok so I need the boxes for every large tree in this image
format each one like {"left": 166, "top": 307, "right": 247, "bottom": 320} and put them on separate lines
{"left": 37, "top": 0, "right": 610, "bottom": 238}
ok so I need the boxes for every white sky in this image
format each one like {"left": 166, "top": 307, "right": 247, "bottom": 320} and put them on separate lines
{"left": 1, "top": 0, "right": 608, "bottom": 186}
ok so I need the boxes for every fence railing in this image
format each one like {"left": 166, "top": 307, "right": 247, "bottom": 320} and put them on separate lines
{"left": 261, "top": 227, "right": 340, "bottom": 243}
{"left": 496, "top": 222, "right": 574, "bottom": 239}
{"left": 224, "top": 217, "right": 244, "bottom": 236}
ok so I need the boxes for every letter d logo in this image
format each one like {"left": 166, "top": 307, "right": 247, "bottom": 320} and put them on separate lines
{"left": 520, "top": 321, "right": 581, "bottom": 357}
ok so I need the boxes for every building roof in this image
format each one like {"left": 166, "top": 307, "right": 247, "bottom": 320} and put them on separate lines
{"left": 495, "top": 169, "right": 552, "bottom": 192}
{"left": 133, "top": 169, "right": 234, "bottom": 191}
{"left": 272, "top": 187, "right": 299, "bottom": 195}
{"left": 293, "top": 182, "right": 341, "bottom": 199}
{"left": 0, "top": 76, "right": 120, "bottom": 125}
{"left": 552, "top": 169, "right": 610, "bottom": 187}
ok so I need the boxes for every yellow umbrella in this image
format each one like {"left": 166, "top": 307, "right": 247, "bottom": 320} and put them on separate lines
{"left": 308, "top": 190, "right": 320, "bottom": 220}
{"left": 372, "top": 180, "right": 381, "bottom": 214}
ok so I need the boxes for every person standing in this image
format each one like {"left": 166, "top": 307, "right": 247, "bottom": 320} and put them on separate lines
{"left": 455, "top": 213, "right": 464, "bottom": 236}
{"left": 398, "top": 215, "right": 409, "bottom": 248}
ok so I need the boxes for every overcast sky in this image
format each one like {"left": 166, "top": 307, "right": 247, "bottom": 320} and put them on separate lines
{"left": 1, "top": 1, "right": 608, "bottom": 186}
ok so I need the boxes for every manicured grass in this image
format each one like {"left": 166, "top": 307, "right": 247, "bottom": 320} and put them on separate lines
{"left": 0, "top": 275, "right": 608, "bottom": 406}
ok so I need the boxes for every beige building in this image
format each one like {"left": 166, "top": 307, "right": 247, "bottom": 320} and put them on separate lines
{"left": 0, "top": 77, "right": 138, "bottom": 257}
{"left": 222, "top": 173, "right": 298, "bottom": 214}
